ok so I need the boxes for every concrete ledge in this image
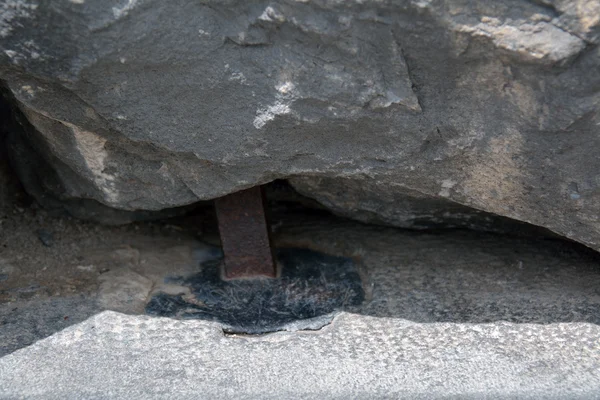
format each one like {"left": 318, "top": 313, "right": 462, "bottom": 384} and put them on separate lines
{"left": 1, "top": 311, "right": 599, "bottom": 399}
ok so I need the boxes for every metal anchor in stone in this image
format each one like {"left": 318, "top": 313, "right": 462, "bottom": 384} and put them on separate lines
{"left": 214, "top": 186, "right": 277, "bottom": 279}
{"left": 146, "top": 184, "right": 364, "bottom": 333}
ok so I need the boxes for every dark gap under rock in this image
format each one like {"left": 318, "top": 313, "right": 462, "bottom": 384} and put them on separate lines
{"left": 0, "top": 85, "right": 28, "bottom": 211}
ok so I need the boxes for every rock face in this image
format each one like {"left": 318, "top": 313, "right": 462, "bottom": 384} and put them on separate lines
{"left": 0, "top": 1, "right": 599, "bottom": 247}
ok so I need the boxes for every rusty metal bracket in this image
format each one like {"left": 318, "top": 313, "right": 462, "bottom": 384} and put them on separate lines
{"left": 214, "top": 186, "right": 277, "bottom": 279}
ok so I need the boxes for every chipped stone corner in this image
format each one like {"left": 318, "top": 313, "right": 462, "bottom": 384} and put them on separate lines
{"left": 455, "top": 18, "right": 586, "bottom": 65}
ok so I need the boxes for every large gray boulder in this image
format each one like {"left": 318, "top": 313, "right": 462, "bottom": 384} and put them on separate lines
{"left": 1, "top": 1, "right": 599, "bottom": 246}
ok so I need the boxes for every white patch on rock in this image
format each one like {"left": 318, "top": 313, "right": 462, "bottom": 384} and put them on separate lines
{"left": 254, "top": 81, "right": 298, "bottom": 129}
{"left": 112, "top": 0, "right": 139, "bottom": 19}
{"left": 71, "top": 126, "right": 120, "bottom": 204}
{"left": 4, "top": 49, "right": 17, "bottom": 59}
{"left": 411, "top": 0, "right": 431, "bottom": 9}
{"left": 254, "top": 102, "right": 291, "bottom": 129}
{"left": 439, "top": 179, "right": 457, "bottom": 198}
{"left": 258, "top": 6, "right": 285, "bottom": 23}
{"left": 70, "top": 0, "right": 85, "bottom": 4}
{"left": 229, "top": 72, "right": 247, "bottom": 84}
{"left": 0, "top": 0, "right": 37, "bottom": 38}
{"left": 276, "top": 81, "right": 296, "bottom": 94}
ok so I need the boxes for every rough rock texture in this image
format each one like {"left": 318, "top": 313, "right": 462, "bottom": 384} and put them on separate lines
{"left": 1, "top": 1, "right": 599, "bottom": 246}
{"left": 2, "top": 311, "right": 600, "bottom": 399}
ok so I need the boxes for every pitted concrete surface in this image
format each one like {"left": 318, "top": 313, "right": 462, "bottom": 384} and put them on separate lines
{"left": 1, "top": 311, "right": 599, "bottom": 399}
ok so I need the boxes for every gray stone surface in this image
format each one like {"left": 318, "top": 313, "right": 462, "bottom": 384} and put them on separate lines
{"left": 1, "top": 0, "right": 600, "bottom": 248}
{"left": 1, "top": 311, "right": 600, "bottom": 399}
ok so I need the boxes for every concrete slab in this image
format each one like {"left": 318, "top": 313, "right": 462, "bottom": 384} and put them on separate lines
{"left": 1, "top": 311, "right": 599, "bottom": 399}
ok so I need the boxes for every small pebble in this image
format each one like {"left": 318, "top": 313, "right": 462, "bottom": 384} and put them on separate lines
{"left": 37, "top": 229, "right": 54, "bottom": 247}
